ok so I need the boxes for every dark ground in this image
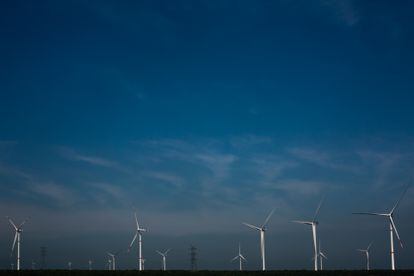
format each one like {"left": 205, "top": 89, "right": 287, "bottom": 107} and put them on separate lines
{"left": 0, "top": 271, "right": 413, "bottom": 276}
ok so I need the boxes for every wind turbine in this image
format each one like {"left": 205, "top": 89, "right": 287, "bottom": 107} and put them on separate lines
{"left": 107, "top": 259, "right": 112, "bottom": 271}
{"left": 242, "top": 208, "right": 274, "bottom": 271}
{"left": 292, "top": 197, "right": 324, "bottom": 271}
{"left": 7, "top": 217, "right": 29, "bottom": 271}
{"left": 156, "top": 249, "right": 171, "bottom": 271}
{"left": 107, "top": 252, "right": 117, "bottom": 270}
{"left": 142, "top": 258, "right": 146, "bottom": 270}
{"left": 129, "top": 212, "right": 147, "bottom": 271}
{"left": 353, "top": 187, "right": 408, "bottom": 270}
{"left": 68, "top": 261, "right": 72, "bottom": 270}
{"left": 88, "top": 260, "right": 93, "bottom": 271}
{"left": 231, "top": 243, "right": 246, "bottom": 271}
{"left": 318, "top": 241, "right": 327, "bottom": 270}
{"left": 357, "top": 242, "right": 372, "bottom": 270}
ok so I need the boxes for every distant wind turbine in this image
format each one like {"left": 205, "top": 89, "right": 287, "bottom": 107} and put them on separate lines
{"left": 88, "top": 260, "right": 93, "bottom": 271}
{"left": 129, "top": 212, "right": 147, "bottom": 271}
{"left": 231, "top": 243, "right": 246, "bottom": 271}
{"left": 357, "top": 242, "right": 372, "bottom": 270}
{"left": 353, "top": 187, "right": 408, "bottom": 270}
{"left": 107, "top": 251, "right": 122, "bottom": 271}
{"left": 318, "top": 241, "right": 327, "bottom": 270}
{"left": 107, "top": 259, "right": 112, "bottom": 271}
{"left": 68, "top": 261, "right": 72, "bottom": 270}
{"left": 292, "top": 197, "right": 324, "bottom": 271}
{"left": 7, "top": 216, "right": 29, "bottom": 271}
{"left": 156, "top": 249, "right": 171, "bottom": 271}
{"left": 243, "top": 208, "right": 275, "bottom": 271}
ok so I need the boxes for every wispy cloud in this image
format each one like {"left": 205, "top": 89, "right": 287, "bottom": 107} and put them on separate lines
{"left": 288, "top": 147, "right": 358, "bottom": 172}
{"left": 145, "top": 171, "right": 185, "bottom": 188}
{"left": 28, "top": 182, "right": 76, "bottom": 206}
{"left": 230, "top": 135, "right": 272, "bottom": 149}
{"left": 273, "top": 179, "right": 324, "bottom": 196}
{"left": 58, "top": 147, "right": 127, "bottom": 171}
{"left": 0, "top": 163, "right": 32, "bottom": 181}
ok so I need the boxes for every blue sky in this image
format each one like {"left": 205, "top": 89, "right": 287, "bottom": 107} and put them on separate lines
{"left": 1, "top": 0, "right": 414, "bottom": 270}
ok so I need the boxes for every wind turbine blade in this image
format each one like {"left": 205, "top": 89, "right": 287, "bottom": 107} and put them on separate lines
{"left": 367, "top": 242, "right": 373, "bottom": 251}
{"left": 11, "top": 233, "right": 17, "bottom": 255}
{"left": 356, "top": 249, "right": 365, "bottom": 252}
{"left": 240, "top": 254, "right": 247, "bottom": 261}
{"left": 320, "top": 252, "right": 328, "bottom": 259}
{"left": 134, "top": 212, "right": 140, "bottom": 229}
{"left": 129, "top": 233, "right": 138, "bottom": 249}
{"left": 165, "top": 248, "right": 171, "bottom": 255}
{"left": 352, "top": 212, "right": 387, "bottom": 216}
{"left": 312, "top": 197, "right": 325, "bottom": 222}
{"left": 261, "top": 208, "right": 275, "bottom": 228}
{"left": 292, "top": 220, "right": 312, "bottom": 225}
{"left": 7, "top": 217, "right": 18, "bottom": 231}
{"left": 390, "top": 216, "right": 403, "bottom": 248}
{"left": 390, "top": 186, "right": 409, "bottom": 214}
{"left": 242, "top": 222, "right": 261, "bottom": 231}
{"left": 156, "top": 250, "right": 163, "bottom": 256}
{"left": 231, "top": 256, "right": 238, "bottom": 262}
{"left": 18, "top": 218, "right": 29, "bottom": 228}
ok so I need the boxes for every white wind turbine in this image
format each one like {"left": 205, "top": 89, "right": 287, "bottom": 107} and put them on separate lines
{"left": 292, "top": 198, "right": 324, "bottom": 271}
{"left": 129, "top": 212, "right": 147, "bottom": 271}
{"left": 243, "top": 208, "right": 274, "bottom": 271}
{"left": 156, "top": 249, "right": 171, "bottom": 271}
{"left": 107, "top": 259, "right": 112, "bottom": 270}
{"left": 231, "top": 243, "right": 246, "bottom": 271}
{"left": 107, "top": 251, "right": 122, "bottom": 271}
{"left": 88, "top": 260, "right": 93, "bottom": 271}
{"left": 353, "top": 187, "right": 408, "bottom": 271}
{"left": 318, "top": 241, "right": 327, "bottom": 270}
{"left": 357, "top": 242, "right": 372, "bottom": 270}
{"left": 7, "top": 217, "right": 29, "bottom": 271}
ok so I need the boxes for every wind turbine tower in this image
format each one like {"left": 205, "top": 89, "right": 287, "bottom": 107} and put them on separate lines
{"left": 243, "top": 208, "right": 275, "bottom": 271}
{"left": 231, "top": 243, "right": 246, "bottom": 271}
{"left": 357, "top": 242, "right": 372, "bottom": 270}
{"left": 318, "top": 241, "right": 327, "bottom": 270}
{"left": 156, "top": 249, "right": 171, "bottom": 271}
{"left": 353, "top": 187, "right": 408, "bottom": 270}
{"left": 129, "top": 212, "right": 147, "bottom": 271}
{"left": 7, "top": 217, "right": 29, "bottom": 271}
{"left": 292, "top": 198, "right": 324, "bottom": 271}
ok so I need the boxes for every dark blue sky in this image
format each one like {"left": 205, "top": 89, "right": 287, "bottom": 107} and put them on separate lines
{"left": 0, "top": 0, "right": 414, "bottom": 270}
